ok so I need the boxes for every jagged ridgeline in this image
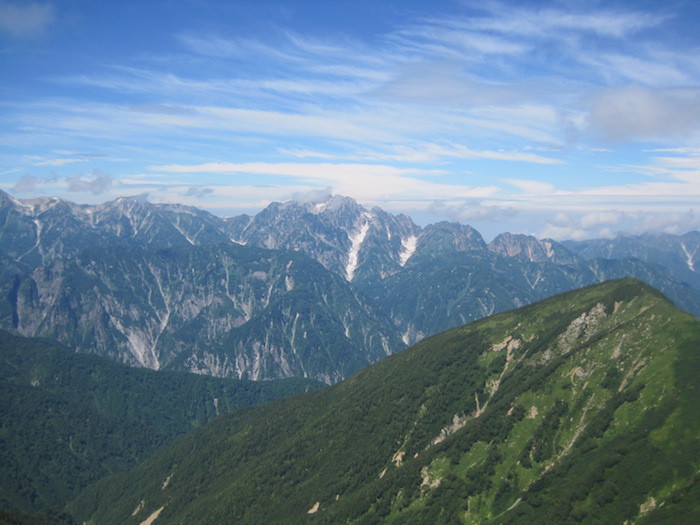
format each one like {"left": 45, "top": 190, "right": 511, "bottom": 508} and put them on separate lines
{"left": 0, "top": 330, "right": 321, "bottom": 517}
{"left": 69, "top": 279, "right": 700, "bottom": 524}
{"left": 2, "top": 190, "right": 700, "bottom": 384}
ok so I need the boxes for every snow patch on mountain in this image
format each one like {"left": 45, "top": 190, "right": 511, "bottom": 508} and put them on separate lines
{"left": 16, "top": 218, "right": 42, "bottom": 262}
{"left": 543, "top": 240, "right": 555, "bottom": 259}
{"left": 312, "top": 200, "right": 329, "bottom": 214}
{"left": 401, "top": 324, "right": 425, "bottom": 346}
{"left": 172, "top": 217, "right": 195, "bottom": 245}
{"left": 117, "top": 324, "right": 160, "bottom": 370}
{"left": 346, "top": 219, "right": 370, "bottom": 281}
{"left": 681, "top": 242, "right": 697, "bottom": 271}
{"left": 399, "top": 235, "right": 418, "bottom": 266}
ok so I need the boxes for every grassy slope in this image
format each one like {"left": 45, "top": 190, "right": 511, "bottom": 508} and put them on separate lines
{"left": 0, "top": 330, "right": 321, "bottom": 516}
{"left": 69, "top": 279, "right": 700, "bottom": 524}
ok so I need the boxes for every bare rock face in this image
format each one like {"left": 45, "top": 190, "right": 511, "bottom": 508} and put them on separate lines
{"left": 224, "top": 195, "right": 423, "bottom": 285}
{"left": 2, "top": 243, "right": 402, "bottom": 384}
{"left": 488, "top": 232, "right": 578, "bottom": 264}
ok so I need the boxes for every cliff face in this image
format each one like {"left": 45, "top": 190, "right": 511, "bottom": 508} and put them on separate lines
{"left": 2, "top": 244, "right": 400, "bottom": 383}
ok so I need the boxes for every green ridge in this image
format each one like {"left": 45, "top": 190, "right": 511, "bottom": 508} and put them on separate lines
{"left": 68, "top": 279, "right": 700, "bottom": 524}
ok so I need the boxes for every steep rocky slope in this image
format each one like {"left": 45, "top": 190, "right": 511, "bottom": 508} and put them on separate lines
{"left": 1, "top": 244, "right": 400, "bottom": 383}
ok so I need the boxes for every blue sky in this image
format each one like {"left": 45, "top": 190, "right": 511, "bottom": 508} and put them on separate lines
{"left": 1, "top": 0, "right": 699, "bottom": 240}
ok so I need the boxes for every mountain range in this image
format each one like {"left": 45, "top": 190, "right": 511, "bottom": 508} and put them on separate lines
{"left": 66, "top": 278, "right": 700, "bottom": 524}
{"left": 1, "top": 189, "right": 698, "bottom": 383}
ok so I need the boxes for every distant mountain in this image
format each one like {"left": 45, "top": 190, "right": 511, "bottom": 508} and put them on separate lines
{"left": 224, "top": 195, "right": 422, "bottom": 285}
{"left": 2, "top": 189, "right": 699, "bottom": 382}
{"left": 488, "top": 232, "right": 579, "bottom": 264}
{"left": 0, "top": 243, "right": 400, "bottom": 383}
{"left": 371, "top": 250, "right": 700, "bottom": 346}
{"left": 68, "top": 279, "right": 700, "bottom": 524}
{"left": 225, "top": 197, "right": 494, "bottom": 287}
{"left": 0, "top": 191, "right": 229, "bottom": 269}
{"left": 223, "top": 194, "right": 700, "bottom": 345}
{"left": 564, "top": 231, "right": 700, "bottom": 290}
{"left": 0, "top": 329, "right": 321, "bottom": 516}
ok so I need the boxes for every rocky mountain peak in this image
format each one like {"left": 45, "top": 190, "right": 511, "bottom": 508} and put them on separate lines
{"left": 301, "top": 194, "right": 358, "bottom": 214}
{"left": 488, "top": 232, "right": 578, "bottom": 264}
{"left": 0, "top": 189, "right": 30, "bottom": 212}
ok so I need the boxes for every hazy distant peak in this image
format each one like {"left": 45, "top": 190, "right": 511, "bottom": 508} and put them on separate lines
{"left": 489, "top": 232, "right": 578, "bottom": 264}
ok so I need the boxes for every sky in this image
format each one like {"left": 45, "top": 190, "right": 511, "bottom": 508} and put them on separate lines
{"left": 1, "top": 0, "right": 700, "bottom": 241}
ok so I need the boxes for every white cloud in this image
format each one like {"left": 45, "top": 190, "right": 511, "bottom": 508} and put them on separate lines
{"left": 586, "top": 53, "right": 690, "bottom": 86}
{"left": 299, "top": 142, "right": 562, "bottom": 165}
{"left": 504, "top": 179, "right": 558, "bottom": 195}
{"left": 578, "top": 180, "right": 700, "bottom": 200}
{"left": 148, "top": 161, "right": 499, "bottom": 204}
{"left": 387, "top": 23, "right": 529, "bottom": 58}
{"left": 194, "top": 106, "right": 402, "bottom": 143}
{"left": 13, "top": 174, "right": 38, "bottom": 192}
{"left": 178, "top": 31, "right": 386, "bottom": 80}
{"left": 277, "top": 149, "right": 339, "bottom": 160}
{"left": 287, "top": 187, "right": 333, "bottom": 204}
{"left": 588, "top": 86, "right": 700, "bottom": 142}
{"left": 178, "top": 34, "right": 242, "bottom": 58}
{"left": 374, "top": 62, "right": 527, "bottom": 106}
{"left": 35, "top": 158, "right": 85, "bottom": 167}
{"left": 428, "top": 199, "right": 518, "bottom": 223}
{"left": 579, "top": 210, "right": 623, "bottom": 230}
{"left": 149, "top": 161, "right": 444, "bottom": 179}
{"left": 65, "top": 170, "right": 113, "bottom": 195}
{"left": 0, "top": 1, "right": 54, "bottom": 38}
{"left": 539, "top": 209, "right": 699, "bottom": 240}
{"left": 64, "top": 66, "right": 372, "bottom": 102}
{"left": 465, "top": 3, "right": 662, "bottom": 38}
{"left": 183, "top": 186, "right": 213, "bottom": 197}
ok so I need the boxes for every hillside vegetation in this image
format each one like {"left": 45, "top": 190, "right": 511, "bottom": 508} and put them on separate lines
{"left": 0, "top": 330, "right": 321, "bottom": 516}
{"left": 69, "top": 279, "right": 700, "bottom": 524}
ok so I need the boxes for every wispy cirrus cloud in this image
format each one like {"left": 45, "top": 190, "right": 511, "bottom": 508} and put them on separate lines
{"left": 149, "top": 161, "right": 444, "bottom": 179}
{"left": 148, "top": 161, "right": 499, "bottom": 203}
{"left": 582, "top": 52, "right": 692, "bottom": 86}
{"left": 504, "top": 179, "right": 558, "bottom": 195}
{"left": 35, "top": 157, "right": 85, "bottom": 167}
{"left": 178, "top": 31, "right": 387, "bottom": 80}
{"left": 281, "top": 142, "right": 561, "bottom": 165}
{"left": 36, "top": 2, "right": 694, "bottom": 154}
{"left": 62, "top": 66, "right": 373, "bottom": 103}
{"left": 9, "top": 93, "right": 563, "bottom": 153}
{"left": 463, "top": 3, "right": 663, "bottom": 38}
